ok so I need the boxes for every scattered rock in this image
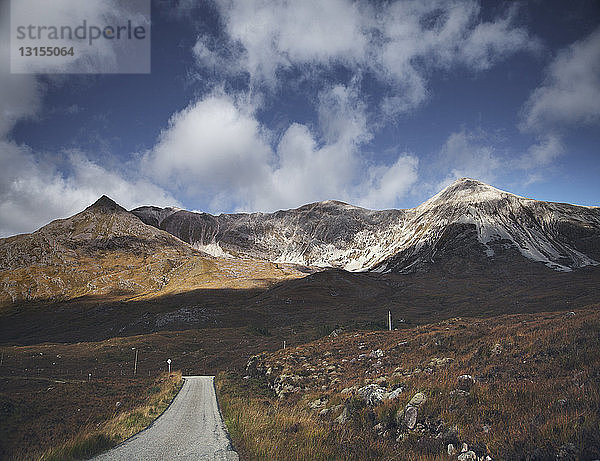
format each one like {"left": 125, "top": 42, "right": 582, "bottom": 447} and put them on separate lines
{"left": 309, "top": 398, "right": 327, "bottom": 409}
{"left": 368, "top": 349, "right": 384, "bottom": 359}
{"left": 335, "top": 407, "right": 349, "bottom": 424}
{"left": 457, "top": 374, "right": 475, "bottom": 391}
{"left": 450, "top": 389, "right": 470, "bottom": 397}
{"left": 448, "top": 443, "right": 457, "bottom": 456}
{"left": 461, "top": 442, "right": 469, "bottom": 452}
{"left": 357, "top": 384, "right": 387, "bottom": 406}
{"left": 457, "top": 451, "right": 476, "bottom": 461}
{"left": 491, "top": 343, "right": 502, "bottom": 355}
{"left": 408, "top": 392, "right": 427, "bottom": 408}
{"left": 387, "top": 387, "right": 404, "bottom": 400}
{"left": 556, "top": 443, "right": 578, "bottom": 460}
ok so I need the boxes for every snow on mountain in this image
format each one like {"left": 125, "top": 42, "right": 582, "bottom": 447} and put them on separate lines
{"left": 132, "top": 178, "right": 600, "bottom": 273}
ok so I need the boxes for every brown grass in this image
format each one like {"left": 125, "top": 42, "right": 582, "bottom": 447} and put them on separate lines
{"left": 39, "top": 371, "right": 182, "bottom": 461}
{"left": 216, "top": 307, "right": 600, "bottom": 460}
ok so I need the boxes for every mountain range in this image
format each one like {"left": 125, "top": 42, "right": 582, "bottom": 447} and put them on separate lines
{"left": 133, "top": 178, "right": 600, "bottom": 273}
{"left": 1, "top": 178, "right": 600, "bottom": 345}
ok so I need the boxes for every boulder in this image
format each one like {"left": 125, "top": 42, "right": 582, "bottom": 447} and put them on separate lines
{"left": 357, "top": 384, "right": 387, "bottom": 406}
{"left": 448, "top": 443, "right": 457, "bottom": 456}
{"left": 408, "top": 392, "right": 427, "bottom": 408}
{"left": 457, "top": 451, "right": 476, "bottom": 461}
{"left": 403, "top": 405, "right": 418, "bottom": 429}
{"left": 335, "top": 407, "right": 349, "bottom": 424}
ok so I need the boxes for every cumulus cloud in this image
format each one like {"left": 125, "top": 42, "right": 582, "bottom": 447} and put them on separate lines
{"left": 522, "top": 27, "right": 600, "bottom": 132}
{"left": 141, "top": 93, "right": 273, "bottom": 210}
{"left": 0, "top": 141, "right": 179, "bottom": 237}
{"left": 437, "top": 130, "right": 502, "bottom": 187}
{"left": 0, "top": 0, "right": 176, "bottom": 237}
{"left": 200, "top": 0, "right": 538, "bottom": 113}
{"left": 143, "top": 88, "right": 419, "bottom": 212}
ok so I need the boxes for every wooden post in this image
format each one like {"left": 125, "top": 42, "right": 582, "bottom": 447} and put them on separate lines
{"left": 388, "top": 310, "right": 392, "bottom": 331}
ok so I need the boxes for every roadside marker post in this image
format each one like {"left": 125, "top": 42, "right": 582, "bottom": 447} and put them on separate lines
{"left": 167, "top": 358, "right": 171, "bottom": 375}
{"left": 132, "top": 348, "right": 138, "bottom": 376}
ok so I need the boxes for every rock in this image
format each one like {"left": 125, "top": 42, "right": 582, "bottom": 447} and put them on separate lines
{"left": 335, "top": 407, "right": 349, "bottom": 424}
{"left": 556, "top": 443, "right": 578, "bottom": 460}
{"left": 387, "top": 387, "right": 404, "bottom": 400}
{"left": 457, "top": 375, "right": 475, "bottom": 391}
{"left": 457, "top": 451, "right": 476, "bottom": 461}
{"left": 448, "top": 443, "right": 457, "bottom": 456}
{"left": 408, "top": 392, "right": 427, "bottom": 408}
{"left": 319, "top": 408, "right": 330, "bottom": 417}
{"left": 461, "top": 442, "right": 469, "bottom": 452}
{"left": 368, "top": 349, "right": 384, "bottom": 358}
{"left": 245, "top": 355, "right": 259, "bottom": 376}
{"left": 403, "top": 405, "right": 418, "bottom": 429}
{"left": 309, "top": 398, "right": 327, "bottom": 409}
{"left": 357, "top": 384, "right": 387, "bottom": 406}
{"left": 329, "top": 328, "right": 343, "bottom": 337}
{"left": 450, "top": 389, "right": 470, "bottom": 397}
{"left": 491, "top": 343, "right": 502, "bottom": 354}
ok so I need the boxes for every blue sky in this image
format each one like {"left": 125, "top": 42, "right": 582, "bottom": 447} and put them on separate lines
{"left": 1, "top": 0, "right": 599, "bottom": 236}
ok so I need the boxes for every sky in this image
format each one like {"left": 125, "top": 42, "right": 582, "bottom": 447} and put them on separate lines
{"left": 0, "top": 0, "right": 599, "bottom": 237}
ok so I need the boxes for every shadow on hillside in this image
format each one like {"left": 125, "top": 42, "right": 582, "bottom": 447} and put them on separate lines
{"left": 2, "top": 265, "right": 600, "bottom": 346}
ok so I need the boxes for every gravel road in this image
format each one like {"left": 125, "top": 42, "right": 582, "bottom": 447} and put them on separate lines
{"left": 94, "top": 376, "right": 239, "bottom": 461}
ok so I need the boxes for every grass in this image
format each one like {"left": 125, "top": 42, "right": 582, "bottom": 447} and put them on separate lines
{"left": 40, "top": 371, "right": 182, "bottom": 461}
{"left": 216, "top": 372, "right": 400, "bottom": 460}
{"left": 216, "top": 307, "right": 600, "bottom": 460}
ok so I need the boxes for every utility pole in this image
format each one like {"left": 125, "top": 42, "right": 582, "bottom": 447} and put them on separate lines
{"left": 388, "top": 310, "right": 392, "bottom": 331}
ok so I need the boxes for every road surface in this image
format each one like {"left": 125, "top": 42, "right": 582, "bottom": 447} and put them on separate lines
{"left": 94, "top": 376, "right": 239, "bottom": 461}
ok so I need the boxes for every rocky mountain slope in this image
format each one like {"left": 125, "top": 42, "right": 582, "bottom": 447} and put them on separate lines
{"left": 134, "top": 178, "right": 600, "bottom": 273}
{"left": 0, "top": 196, "right": 303, "bottom": 304}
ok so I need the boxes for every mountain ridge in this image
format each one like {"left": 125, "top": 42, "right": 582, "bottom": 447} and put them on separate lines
{"left": 132, "top": 178, "right": 600, "bottom": 273}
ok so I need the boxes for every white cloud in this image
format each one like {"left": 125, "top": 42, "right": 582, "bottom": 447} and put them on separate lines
{"left": 205, "top": 0, "right": 537, "bottom": 113}
{"left": 0, "top": 141, "right": 179, "bottom": 237}
{"left": 143, "top": 87, "right": 419, "bottom": 212}
{"left": 436, "top": 130, "right": 502, "bottom": 189}
{"left": 515, "top": 135, "right": 564, "bottom": 170}
{"left": 142, "top": 93, "right": 274, "bottom": 210}
{"left": 0, "top": 0, "right": 177, "bottom": 237}
{"left": 522, "top": 27, "right": 600, "bottom": 132}
{"left": 355, "top": 155, "right": 419, "bottom": 209}
{"left": 215, "top": 0, "right": 367, "bottom": 85}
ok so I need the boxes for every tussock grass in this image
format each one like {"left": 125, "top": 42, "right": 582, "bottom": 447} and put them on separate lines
{"left": 217, "top": 308, "right": 600, "bottom": 460}
{"left": 216, "top": 372, "right": 400, "bottom": 460}
{"left": 40, "top": 371, "right": 182, "bottom": 461}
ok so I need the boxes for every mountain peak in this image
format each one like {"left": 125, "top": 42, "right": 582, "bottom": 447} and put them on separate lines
{"left": 419, "top": 178, "right": 512, "bottom": 208}
{"left": 86, "top": 195, "right": 126, "bottom": 212}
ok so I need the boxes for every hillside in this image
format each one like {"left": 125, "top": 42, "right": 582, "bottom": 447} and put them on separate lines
{"left": 217, "top": 306, "right": 600, "bottom": 460}
{"left": 0, "top": 196, "right": 306, "bottom": 306}
{"left": 134, "top": 178, "right": 600, "bottom": 273}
